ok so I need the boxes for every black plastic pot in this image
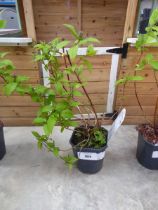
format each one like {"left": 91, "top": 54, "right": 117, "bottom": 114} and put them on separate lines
{"left": 70, "top": 127, "right": 108, "bottom": 174}
{"left": 136, "top": 131, "right": 158, "bottom": 170}
{"left": 0, "top": 125, "right": 6, "bottom": 160}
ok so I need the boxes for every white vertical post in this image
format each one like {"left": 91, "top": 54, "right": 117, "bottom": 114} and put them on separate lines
{"left": 42, "top": 62, "right": 51, "bottom": 88}
{"left": 106, "top": 54, "right": 120, "bottom": 113}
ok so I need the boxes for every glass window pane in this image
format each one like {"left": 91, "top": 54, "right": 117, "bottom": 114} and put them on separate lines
{"left": 135, "top": 0, "right": 158, "bottom": 35}
{"left": 0, "top": 0, "right": 22, "bottom": 36}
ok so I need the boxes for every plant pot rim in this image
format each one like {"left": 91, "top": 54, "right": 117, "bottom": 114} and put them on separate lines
{"left": 70, "top": 126, "right": 108, "bottom": 151}
{"left": 138, "top": 130, "right": 158, "bottom": 147}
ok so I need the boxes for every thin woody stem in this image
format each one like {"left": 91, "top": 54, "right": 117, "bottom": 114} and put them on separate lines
{"left": 134, "top": 50, "right": 152, "bottom": 125}
{"left": 62, "top": 51, "right": 89, "bottom": 127}
{"left": 66, "top": 51, "right": 100, "bottom": 127}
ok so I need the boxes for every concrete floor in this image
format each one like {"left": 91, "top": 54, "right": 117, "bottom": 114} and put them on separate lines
{"left": 0, "top": 125, "right": 158, "bottom": 210}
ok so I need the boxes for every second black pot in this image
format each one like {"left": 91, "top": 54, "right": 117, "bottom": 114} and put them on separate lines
{"left": 136, "top": 131, "right": 158, "bottom": 170}
{"left": 0, "top": 125, "right": 6, "bottom": 160}
{"left": 70, "top": 127, "right": 108, "bottom": 174}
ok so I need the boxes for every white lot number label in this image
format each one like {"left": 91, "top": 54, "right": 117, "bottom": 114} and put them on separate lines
{"left": 77, "top": 151, "right": 105, "bottom": 161}
{"left": 108, "top": 108, "right": 126, "bottom": 141}
{"left": 152, "top": 151, "right": 158, "bottom": 158}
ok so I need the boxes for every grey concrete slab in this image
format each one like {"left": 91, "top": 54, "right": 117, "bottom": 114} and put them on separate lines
{"left": 0, "top": 125, "right": 158, "bottom": 210}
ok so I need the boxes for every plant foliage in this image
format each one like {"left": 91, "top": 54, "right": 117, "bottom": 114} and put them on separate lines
{"left": 116, "top": 9, "right": 158, "bottom": 131}
{"left": 0, "top": 24, "right": 107, "bottom": 168}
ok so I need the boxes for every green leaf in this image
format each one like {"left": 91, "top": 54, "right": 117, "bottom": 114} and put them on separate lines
{"left": 53, "top": 147, "right": 59, "bottom": 157}
{"left": 3, "top": 83, "right": 17, "bottom": 96}
{"left": 68, "top": 121, "right": 78, "bottom": 127}
{"left": 68, "top": 45, "right": 78, "bottom": 60}
{"left": 44, "top": 115, "right": 57, "bottom": 135}
{"left": 150, "top": 60, "right": 158, "bottom": 70}
{"left": 32, "top": 131, "right": 41, "bottom": 139}
{"left": 63, "top": 24, "right": 80, "bottom": 39}
{"left": 128, "top": 75, "right": 144, "bottom": 81}
{"left": 145, "top": 54, "right": 153, "bottom": 63}
{"left": 70, "top": 101, "right": 80, "bottom": 107}
{"left": 86, "top": 45, "right": 96, "bottom": 56}
{"left": 55, "top": 82, "right": 63, "bottom": 94}
{"left": 0, "top": 20, "right": 6, "bottom": 29}
{"left": 47, "top": 142, "right": 55, "bottom": 150}
{"left": 61, "top": 155, "right": 78, "bottom": 170}
{"left": 56, "top": 102, "right": 68, "bottom": 111}
{"left": 116, "top": 75, "right": 144, "bottom": 85}
{"left": 135, "top": 59, "right": 146, "bottom": 70}
{"left": 73, "top": 90, "right": 83, "bottom": 96}
{"left": 56, "top": 40, "right": 70, "bottom": 49}
{"left": 46, "top": 89, "right": 55, "bottom": 96}
{"left": 135, "top": 34, "right": 146, "bottom": 50}
{"left": 34, "top": 54, "right": 44, "bottom": 61}
{"left": 72, "top": 83, "right": 82, "bottom": 89}
{"left": 82, "top": 59, "right": 93, "bottom": 70}
{"left": 33, "top": 117, "right": 46, "bottom": 124}
{"left": 43, "top": 124, "right": 50, "bottom": 136}
{"left": 80, "top": 37, "right": 100, "bottom": 45}
{"left": 16, "top": 86, "right": 27, "bottom": 95}
{"left": 38, "top": 141, "right": 43, "bottom": 149}
{"left": 40, "top": 105, "right": 53, "bottom": 113}
{"left": 0, "top": 59, "right": 15, "bottom": 70}
{"left": 61, "top": 109, "right": 73, "bottom": 119}
{"left": 34, "top": 85, "right": 47, "bottom": 95}
{"left": 149, "top": 9, "right": 158, "bottom": 26}
{"left": 0, "top": 52, "right": 8, "bottom": 58}
{"left": 116, "top": 78, "right": 126, "bottom": 85}
{"left": 16, "top": 75, "right": 29, "bottom": 83}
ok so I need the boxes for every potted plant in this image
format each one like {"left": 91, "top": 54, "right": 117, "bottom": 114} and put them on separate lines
{"left": 116, "top": 9, "right": 158, "bottom": 170}
{"left": 0, "top": 24, "right": 121, "bottom": 173}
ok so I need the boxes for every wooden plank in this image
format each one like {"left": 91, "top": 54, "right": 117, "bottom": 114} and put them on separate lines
{"left": 116, "top": 105, "right": 155, "bottom": 116}
{"left": 33, "top": 0, "right": 128, "bottom": 46}
{"left": 116, "top": 95, "right": 157, "bottom": 106}
{"left": 123, "top": 0, "right": 138, "bottom": 43}
{"left": 124, "top": 116, "right": 154, "bottom": 125}
{"left": 0, "top": 107, "right": 38, "bottom": 117}
{"left": 0, "top": 94, "right": 107, "bottom": 106}
{"left": 79, "top": 81, "right": 109, "bottom": 94}
{"left": 0, "top": 46, "right": 38, "bottom": 70}
{"left": 23, "top": 0, "right": 36, "bottom": 40}
{"left": 0, "top": 96, "right": 38, "bottom": 107}
{"left": 77, "top": 0, "right": 82, "bottom": 31}
{"left": 0, "top": 46, "right": 35, "bottom": 55}
{"left": 75, "top": 93, "right": 107, "bottom": 105}
{"left": 117, "top": 83, "right": 158, "bottom": 95}
{"left": 2, "top": 117, "right": 35, "bottom": 126}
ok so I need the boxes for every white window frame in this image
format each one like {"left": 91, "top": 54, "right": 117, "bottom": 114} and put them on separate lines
{"left": 42, "top": 47, "right": 120, "bottom": 114}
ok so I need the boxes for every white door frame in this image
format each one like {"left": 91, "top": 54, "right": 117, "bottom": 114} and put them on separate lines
{"left": 42, "top": 47, "right": 120, "bottom": 114}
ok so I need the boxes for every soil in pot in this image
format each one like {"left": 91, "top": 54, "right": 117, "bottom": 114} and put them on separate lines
{"left": 137, "top": 124, "right": 158, "bottom": 144}
{"left": 136, "top": 124, "right": 158, "bottom": 170}
{"left": 70, "top": 126, "right": 108, "bottom": 174}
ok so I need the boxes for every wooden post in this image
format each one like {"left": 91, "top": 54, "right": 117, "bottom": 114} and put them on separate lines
{"left": 22, "top": 0, "right": 36, "bottom": 41}
{"left": 123, "top": 0, "right": 139, "bottom": 43}
{"left": 77, "top": 0, "right": 82, "bottom": 31}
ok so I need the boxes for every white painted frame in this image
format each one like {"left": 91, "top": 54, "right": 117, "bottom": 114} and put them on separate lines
{"left": 0, "top": 37, "right": 32, "bottom": 46}
{"left": 42, "top": 47, "right": 120, "bottom": 114}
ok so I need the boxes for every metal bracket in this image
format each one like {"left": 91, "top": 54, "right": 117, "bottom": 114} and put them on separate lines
{"left": 106, "top": 43, "right": 129, "bottom": 58}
